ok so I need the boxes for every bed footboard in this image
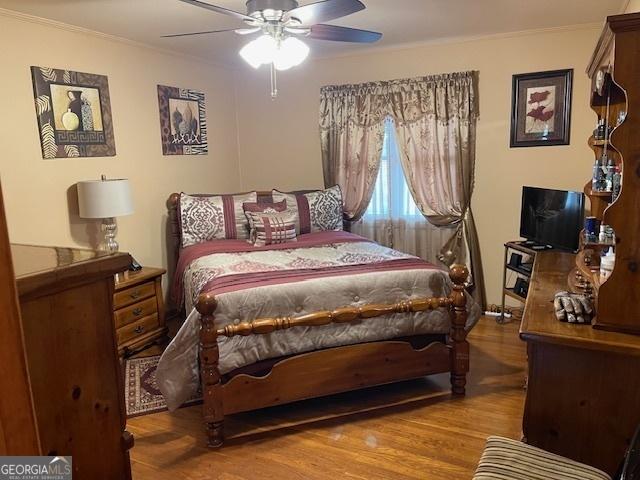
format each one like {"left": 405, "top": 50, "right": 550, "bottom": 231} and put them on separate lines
{"left": 196, "top": 264, "right": 470, "bottom": 448}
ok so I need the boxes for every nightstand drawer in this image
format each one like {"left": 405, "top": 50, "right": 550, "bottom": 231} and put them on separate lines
{"left": 114, "top": 281, "right": 155, "bottom": 309}
{"left": 115, "top": 297, "right": 157, "bottom": 329}
{"left": 117, "top": 314, "right": 160, "bottom": 345}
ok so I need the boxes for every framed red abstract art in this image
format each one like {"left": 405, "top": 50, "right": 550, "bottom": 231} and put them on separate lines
{"left": 510, "top": 69, "right": 573, "bottom": 148}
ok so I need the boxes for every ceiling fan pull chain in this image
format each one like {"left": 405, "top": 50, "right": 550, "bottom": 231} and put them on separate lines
{"left": 270, "top": 63, "right": 278, "bottom": 100}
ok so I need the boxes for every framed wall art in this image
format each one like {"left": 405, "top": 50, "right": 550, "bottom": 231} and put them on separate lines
{"left": 510, "top": 69, "right": 573, "bottom": 148}
{"left": 30, "top": 66, "right": 116, "bottom": 159}
{"left": 157, "top": 85, "right": 208, "bottom": 155}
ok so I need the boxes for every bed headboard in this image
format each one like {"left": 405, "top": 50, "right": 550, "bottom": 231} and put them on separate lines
{"left": 166, "top": 191, "right": 273, "bottom": 308}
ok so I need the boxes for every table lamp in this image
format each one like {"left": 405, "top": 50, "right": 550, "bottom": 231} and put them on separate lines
{"left": 77, "top": 175, "right": 134, "bottom": 252}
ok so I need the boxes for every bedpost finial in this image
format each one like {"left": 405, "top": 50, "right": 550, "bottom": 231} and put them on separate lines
{"left": 196, "top": 292, "right": 218, "bottom": 315}
{"left": 449, "top": 264, "right": 469, "bottom": 287}
{"left": 168, "top": 192, "right": 180, "bottom": 209}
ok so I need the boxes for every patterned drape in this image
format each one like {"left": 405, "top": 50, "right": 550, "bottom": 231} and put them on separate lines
{"left": 320, "top": 71, "right": 485, "bottom": 308}
{"left": 319, "top": 84, "right": 388, "bottom": 221}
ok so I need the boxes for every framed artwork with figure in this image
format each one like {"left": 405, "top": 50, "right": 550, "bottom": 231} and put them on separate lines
{"left": 510, "top": 69, "right": 573, "bottom": 148}
{"left": 157, "top": 84, "right": 208, "bottom": 155}
{"left": 30, "top": 66, "right": 116, "bottom": 159}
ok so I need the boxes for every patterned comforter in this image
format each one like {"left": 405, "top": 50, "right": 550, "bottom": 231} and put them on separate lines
{"left": 157, "top": 232, "right": 480, "bottom": 411}
{"left": 183, "top": 235, "right": 420, "bottom": 313}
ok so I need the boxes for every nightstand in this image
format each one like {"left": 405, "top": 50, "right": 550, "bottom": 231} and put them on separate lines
{"left": 114, "top": 266, "right": 167, "bottom": 357}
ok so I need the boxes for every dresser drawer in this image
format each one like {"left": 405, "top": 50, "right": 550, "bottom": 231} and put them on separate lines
{"left": 116, "top": 313, "right": 160, "bottom": 345}
{"left": 114, "top": 281, "right": 156, "bottom": 309}
{"left": 114, "top": 297, "right": 157, "bottom": 329}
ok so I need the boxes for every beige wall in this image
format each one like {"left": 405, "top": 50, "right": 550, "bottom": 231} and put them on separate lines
{"left": 235, "top": 26, "right": 602, "bottom": 305}
{"left": 626, "top": 0, "right": 640, "bottom": 11}
{"left": 0, "top": 11, "right": 241, "bottom": 272}
{"left": 0, "top": 8, "right": 606, "bottom": 306}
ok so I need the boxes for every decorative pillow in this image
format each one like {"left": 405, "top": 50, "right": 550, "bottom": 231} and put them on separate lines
{"left": 179, "top": 192, "right": 257, "bottom": 247}
{"left": 245, "top": 210, "right": 298, "bottom": 247}
{"left": 272, "top": 185, "right": 343, "bottom": 234}
{"left": 242, "top": 199, "right": 287, "bottom": 214}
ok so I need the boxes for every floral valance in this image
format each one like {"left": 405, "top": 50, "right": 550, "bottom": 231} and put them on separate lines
{"left": 319, "top": 71, "right": 479, "bottom": 130}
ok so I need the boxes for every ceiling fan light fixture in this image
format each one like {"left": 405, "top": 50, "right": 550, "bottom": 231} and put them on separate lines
{"left": 273, "top": 37, "right": 310, "bottom": 70}
{"left": 170, "top": 0, "right": 382, "bottom": 99}
{"left": 239, "top": 35, "right": 309, "bottom": 71}
{"left": 239, "top": 34, "right": 278, "bottom": 68}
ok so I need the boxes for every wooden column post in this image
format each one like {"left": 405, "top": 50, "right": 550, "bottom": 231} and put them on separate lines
{"left": 196, "top": 292, "right": 224, "bottom": 448}
{"left": 449, "top": 264, "right": 470, "bottom": 396}
{"left": 0, "top": 181, "right": 40, "bottom": 454}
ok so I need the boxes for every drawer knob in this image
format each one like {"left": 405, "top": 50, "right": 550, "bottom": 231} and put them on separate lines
{"left": 134, "top": 325, "right": 145, "bottom": 334}
{"left": 130, "top": 290, "right": 141, "bottom": 299}
{"left": 132, "top": 307, "right": 143, "bottom": 316}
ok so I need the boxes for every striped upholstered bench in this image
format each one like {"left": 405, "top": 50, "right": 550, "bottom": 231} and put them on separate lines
{"left": 473, "top": 436, "right": 612, "bottom": 480}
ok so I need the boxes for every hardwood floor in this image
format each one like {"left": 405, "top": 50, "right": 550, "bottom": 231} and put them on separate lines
{"left": 127, "top": 318, "right": 526, "bottom": 479}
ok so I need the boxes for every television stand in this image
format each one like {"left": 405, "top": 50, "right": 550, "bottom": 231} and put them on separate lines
{"left": 498, "top": 241, "right": 552, "bottom": 324}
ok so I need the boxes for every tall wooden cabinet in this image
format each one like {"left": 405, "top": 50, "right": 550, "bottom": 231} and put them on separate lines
{"left": 13, "top": 244, "right": 133, "bottom": 479}
{"left": 576, "top": 13, "right": 640, "bottom": 333}
{"left": 520, "top": 13, "right": 640, "bottom": 476}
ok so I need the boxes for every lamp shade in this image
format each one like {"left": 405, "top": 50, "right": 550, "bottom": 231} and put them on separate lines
{"left": 77, "top": 178, "right": 134, "bottom": 219}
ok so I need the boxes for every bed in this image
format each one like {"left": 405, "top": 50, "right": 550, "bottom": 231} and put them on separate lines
{"left": 157, "top": 191, "right": 480, "bottom": 448}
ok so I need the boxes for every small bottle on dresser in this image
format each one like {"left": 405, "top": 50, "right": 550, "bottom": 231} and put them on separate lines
{"left": 598, "top": 225, "right": 608, "bottom": 244}
{"left": 605, "top": 157, "right": 616, "bottom": 192}
{"left": 594, "top": 118, "right": 606, "bottom": 140}
{"left": 600, "top": 247, "right": 615, "bottom": 281}
{"left": 592, "top": 155, "right": 607, "bottom": 192}
{"left": 612, "top": 165, "right": 622, "bottom": 201}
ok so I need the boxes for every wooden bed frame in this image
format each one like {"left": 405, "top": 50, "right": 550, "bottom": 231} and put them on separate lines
{"left": 166, "top": 193, "right": 470, "bottom": 448}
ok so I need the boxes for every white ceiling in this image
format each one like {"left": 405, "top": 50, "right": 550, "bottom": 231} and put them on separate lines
{"left": 0, "top": 0, "right": 626, "bottom": 66}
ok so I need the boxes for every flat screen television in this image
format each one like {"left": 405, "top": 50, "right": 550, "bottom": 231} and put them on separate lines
{"left": 520, "top": 187, "right": 585, "bottom": 251}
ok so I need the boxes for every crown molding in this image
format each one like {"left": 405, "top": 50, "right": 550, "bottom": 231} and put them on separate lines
{"left": 0, "top": 7, "right": 239, "bottom": 71}
{"left": 0, "top": 6, "right": 607, "bottom": 69}
{"left": 314, "top": 22, "right": 604, "bottom": 62}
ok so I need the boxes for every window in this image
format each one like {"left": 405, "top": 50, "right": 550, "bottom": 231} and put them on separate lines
{"left": 364, "top": 118, "right": 421, "bottom": 219}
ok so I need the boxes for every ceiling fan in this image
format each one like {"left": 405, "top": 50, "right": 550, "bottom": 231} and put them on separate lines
{"left": 163, "top": 0, "right": 382, "bottom": 98}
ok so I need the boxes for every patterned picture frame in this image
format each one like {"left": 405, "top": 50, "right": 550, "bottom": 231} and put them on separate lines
{"left": 30, "top": 66, "right": 116, "bottom": 159}
{"left": 157, "top": 85, "right": 208, "bottom": 155}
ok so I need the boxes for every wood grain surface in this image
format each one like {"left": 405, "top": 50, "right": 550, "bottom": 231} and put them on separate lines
{"left": 127, "top": 318, "right": 526, "bottom": 480}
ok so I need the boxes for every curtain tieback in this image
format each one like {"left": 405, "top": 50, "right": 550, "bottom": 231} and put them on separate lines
{"left": 436, "top": 207, "right": 469, "bottom": 268}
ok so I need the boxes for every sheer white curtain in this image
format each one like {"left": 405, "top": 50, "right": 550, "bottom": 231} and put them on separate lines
{"left": 351, "top": 118, "right": 453, "bottom": 264}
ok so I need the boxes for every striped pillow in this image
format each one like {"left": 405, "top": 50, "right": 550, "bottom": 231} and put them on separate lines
{"left": 473, "top": 436, "right": 611, "bottom": 480}
{"left": 179, "top": 192, "right": 257, "bottom": 247}
{"left": 246, "top": 211, "right": 297, "bottom": 247}
{"left": 272, "top": 185, "right": 343, "bottom": 235}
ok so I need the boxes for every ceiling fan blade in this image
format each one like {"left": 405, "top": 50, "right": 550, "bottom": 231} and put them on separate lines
{"left": 235, "top": 27, "right": 262, "bottom": 35}
{"left": 309, "top": 24, "right": 382, "bottom": 43}
{"left": 161, "top": 28, "right": 238, "bottom": 38}
{"left": 284, "top": 26, "right": 311, "bottom": 35}
{"left": 285, "top": 0, "right": 365, "bottom": 26}
{"left": 176, "top": 0, "right": 255, "bottom": 22}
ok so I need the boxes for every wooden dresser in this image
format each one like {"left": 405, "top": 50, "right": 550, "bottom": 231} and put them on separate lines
{"left": 114, "top": 266, "right": 167, "bottom": 357}
{"left": 12, "top": 244, "right": 133, "bottom": 479}
{"left": 520, "top": 251, "right": 640, "bottom": 476}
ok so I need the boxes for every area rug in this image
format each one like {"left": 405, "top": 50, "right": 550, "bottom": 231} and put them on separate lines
{"left": 124, "top": 355, "right": 201, "bottom": 418}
